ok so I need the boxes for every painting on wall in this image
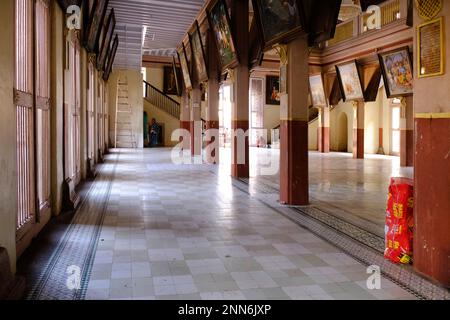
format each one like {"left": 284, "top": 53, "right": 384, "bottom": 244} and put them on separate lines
{"left": 164, "top": 65, "right": 180, "bottom": 96}
{"left": 309, "top": 74, "right": 327, "bottom": 107}
{"left": 103, "top": 34, "right": 118, "bottom": 81}
{"left": 97, "top": 9, "right": 115, "bottom": 71}
{"left": 252, "top": 0, "right": 304, "bottom": 49}
{"left": 335, "top": 61, "right": 364, "bottom": 102}
{"left": 84, "top": 0, "right": 110, "bottom": 53}
{"left": 178, "top": 43, "right": 192, "bottom": 90}
{"left": 378, "top": 47, "right": 413, "bottom": 98}
{"left": 172, "top": 56, "right": 182, "bottom": 96}
{"left": 189, "top": 20, "right": 208, "bottom": 82}
{"left": 207, "top": 0, "right": 239, "bottom": 71}
{"left": 266, "top": 76, "right": 281, "bottom": 105}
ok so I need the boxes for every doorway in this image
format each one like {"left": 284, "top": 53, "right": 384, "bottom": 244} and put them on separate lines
{"left": 249, "top": 78, "right": 264, "bottom": 147}
{"left": 391, "top": 101, "right": 401, "bottom": 156}
{"left": 338, "top": 112, "right": 348, "bottom": 152}
{"left": 219, "top": 84, "right": 232, "bottom": 148}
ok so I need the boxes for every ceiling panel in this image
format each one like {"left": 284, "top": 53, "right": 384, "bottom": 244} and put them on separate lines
{"left": 109, "top": 0, "right": 206, "bottom": 70}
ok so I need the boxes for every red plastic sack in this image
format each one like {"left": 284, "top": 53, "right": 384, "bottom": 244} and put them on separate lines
{"left": 385, "top": 177, "right": 414, "bottom": 264}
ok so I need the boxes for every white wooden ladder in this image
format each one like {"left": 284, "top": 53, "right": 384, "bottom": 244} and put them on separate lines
{"left": 115, "top": 75, "right": 136, "bottom": 148}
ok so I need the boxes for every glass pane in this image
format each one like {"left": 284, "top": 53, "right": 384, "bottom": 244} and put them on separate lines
{"left": 392, "top": 107, "right": 400, "bottom": 129}
{"left": 392, "top": 131, "right": 400, "bottom": 153}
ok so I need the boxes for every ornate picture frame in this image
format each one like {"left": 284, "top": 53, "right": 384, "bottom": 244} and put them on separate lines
{"left": 84, "top": 0, "right": 110, "bottom": 53}
{"left": 207, "top": 0, "right": 239, "bottom": 71}
{"left": 335, "top": 60, "right": 365, "bottom": 102}
{"left": 417, "top": 16, "right": 444, "bottom": 78}
{"left": 103, "top": 34, "right": 118, "bottom": 81}
{"left": 172, "top": 56, "right": 182, "bottom": 96}
{"left": 266, "top": 75, "right": 281, "bottom": 105}
{"left": 97, "top": 9, "right": 115, "bottom": 71}
{"left": 309, "top": 74, "right": 327, "bottom": 107}
{"left": 378, "top": 46, "right": 414, "bottom": 98}
{"left": 252, "top": 0, "right": 304, "bottom": 50}
{"left": 189, "top": 20, "right": 208, "bottom": 82}
{"left": 178, "top": 43, "right": 192, "bottom": 90}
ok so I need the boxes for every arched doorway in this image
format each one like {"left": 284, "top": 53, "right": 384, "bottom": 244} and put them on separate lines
{"left": 338, "top": 112, "right": 348, "bottom": 152}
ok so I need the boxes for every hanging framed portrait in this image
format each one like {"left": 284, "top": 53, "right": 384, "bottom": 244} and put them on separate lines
{"left": 207, "top": 0, "right": 239, "bottom": 71}
{"left": 97, "top": 9, "right": 116, "bottom": 71}
{"left": 417, "top": 17, "right": 444, "bottom": 78}
{"left": 189, "top": 20, "right": 208, "bottom": 82}
{"left": 309, "top": 74, "right": 327, "bottom": 107}
{"left": 266, "top": 76, "right": 281, "bottom": 105}
{"left": 378, "top": 47, "right": 413, "bottom": 98}
{"left": 172, "top": 56, "right": 182, "bottom": 96}
{"left": 84, "top": 0, "right": 110, "bottom": 53}
{"left": 335, "top": 60, "right": 365, "bottom": 102}
{"left": 103, "top": 34, "right": 118, "bottom": 81}
{"left": 252, "top": 0, "right": 304, "bottom": 50}
{"left": 178, "top": 43, "right": 192, "bottom": 90}
{"left": 163, "top": 65, "right": 179, "bottom": 96}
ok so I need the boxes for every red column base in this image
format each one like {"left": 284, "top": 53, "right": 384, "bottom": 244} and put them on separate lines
{"left": 353, "top": 128, "right": 364, "bottom": 159}
{"left": 231, "top": 120, "right": 249, "bottom": 178}
{"left": 180, "top": 121, "right": 191, "bottom": 151}
{"left": 401, "top": 129, "right": 414, "bottom": 167}
{"left": 280, "top": 120, "right": 309, "bottom": 205}
{"left": 205, "top": 120, "right": 219, "bottom": 164}
{"left": 414, "top": 118, "right": 450, "bottom": 288}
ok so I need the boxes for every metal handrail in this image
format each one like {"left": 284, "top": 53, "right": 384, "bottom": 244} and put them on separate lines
{"left": 143, "top": 80, "right": 181, "bottom": 119}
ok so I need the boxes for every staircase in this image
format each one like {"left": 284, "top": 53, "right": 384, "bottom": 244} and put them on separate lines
{"left": 115, "top": 75, "right": 136, "bottom": 148}
{"left": 143, "top": 80, "right": 180, "bottom": 120}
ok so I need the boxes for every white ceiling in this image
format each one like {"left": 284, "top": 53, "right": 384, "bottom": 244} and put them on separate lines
{"left": 108, "top": 0, "right": 206, "bottom": 70}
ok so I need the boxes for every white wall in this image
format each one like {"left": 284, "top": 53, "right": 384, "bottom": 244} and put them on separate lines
{"left": 108, "top": 69, "right": 144, "bottom": 148}
{"left": 308, "top": 119, "right": 318, "bottom": 150}
{"left": 0, "top": 0, "right": 17, "bottom": 272}
{"left": 330, "top": 102, "right": 354, "bottom": 153}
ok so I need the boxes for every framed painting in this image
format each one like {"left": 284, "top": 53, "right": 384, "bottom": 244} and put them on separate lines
{"left": 189, "top": 20, "right": 208, "bottom": 82}
{"left": 178, "top": 43, "right": 192, "bottom": 90}
{"left": 97, "top": 9, "right": 115, "bottom": 71}
{"left": 207, "top": 0, "right": 239, "bottom": 71}
{"left": 417, "top": 17, "right": 444, "bottom": 78}
{"left": 164, "top": 65, "right": 179, "bottom": 96}
{"left": 378, "top": 47, "right": 413, "bottom": 98}
{"left": 103, "top": 34, "right": 118, "bottom": 81}
{"left": 266, "top": 76, "right": 281, "bottom": 105}
{"left": 335, "top": 61, "right": 365, "bottom": 102}
{"left": 172, "top": 56, "right": 182, "bottom": 96}
{"left": 309, "top": 74, "right": 327, "bottom": 107}
{"left": 84, "top": 0, "right": 109, "bottom": 53}
{"left": 252, "top": 0, "right": 304, "bottom": 50}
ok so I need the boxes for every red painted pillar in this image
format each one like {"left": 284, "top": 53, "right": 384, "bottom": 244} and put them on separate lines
{"left": 190, "top": 87, "right": 202, "bottom": 157}
{"left": 279, "top": 36, "right": 309, "bottom": 205}
{"left": 400, "top": 97, "right": 414, "bottom": 167}
{"left": 414, "top": 113, "right": 450, "bottom": 287}
{"left": 231, "top": 0, "right": 249, "bottom": 178}
{"left": 180, "top": 89, "right": 191, "bottom": 151}
{"left": 353, "top": 101, "right": 365, "bottom": 159}
{"left": 318, "top": 107, "right": 330, "bottom": 153}
{"left": 205, "top": 31, "right": 220, "bottom": 164}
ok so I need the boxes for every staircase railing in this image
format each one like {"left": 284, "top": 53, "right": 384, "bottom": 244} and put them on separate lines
{"left": 143, "top": 80, "right": 180, "bottom": 119}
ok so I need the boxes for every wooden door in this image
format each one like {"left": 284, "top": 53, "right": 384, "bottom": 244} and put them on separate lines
{"left": 15, "top": 0, "right": 36, "bottom": 241}
{"left": 35, "top": 0, "right": 51, "bottom": 219}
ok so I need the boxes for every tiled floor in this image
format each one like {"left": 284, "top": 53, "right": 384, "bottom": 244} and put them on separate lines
{"left": 84, "top": 148, "right": 416, "bottom": 300}
{"left": 222, "top": 148, "right": 413, "bottom": 236}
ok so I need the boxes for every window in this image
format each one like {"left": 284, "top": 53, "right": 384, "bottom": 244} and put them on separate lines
{"left": 391, "top": 102, "right": 401, "bottom": 156}
{"left": 249, "top": 78, "right": 264, "bottom": 146}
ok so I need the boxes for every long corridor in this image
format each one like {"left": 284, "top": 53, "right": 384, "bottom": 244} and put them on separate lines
{"left": 28, "top": 148, "right": 418, "bottom": 300}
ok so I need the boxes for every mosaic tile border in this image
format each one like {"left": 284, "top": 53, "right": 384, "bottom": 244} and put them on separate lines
{"left": 26, "top": 152, "right": 119, "bottom": 300}
{"left": 231, "top": 178, "right": 450, "bottom": 300}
